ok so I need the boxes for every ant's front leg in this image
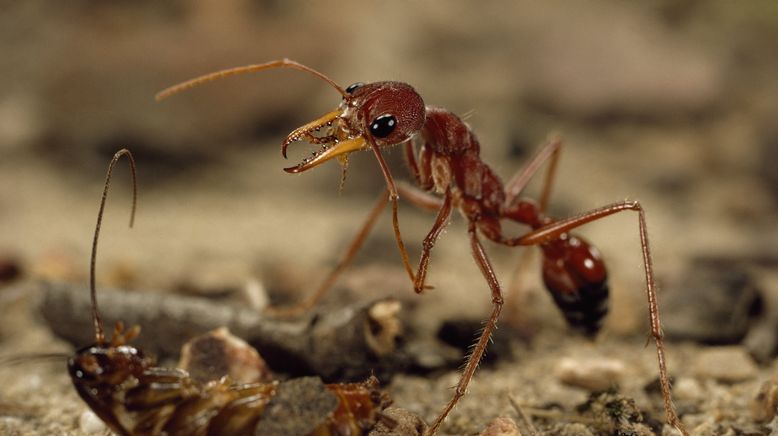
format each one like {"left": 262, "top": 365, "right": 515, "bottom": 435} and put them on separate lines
{"left": 396, "top": 182, "right": 450, "bottom": 293}
{"left": 368, "top": 139, "right": 418, "bottom": 287}
{"left": 399, "top": 140, "right": 456, "bottom": 294}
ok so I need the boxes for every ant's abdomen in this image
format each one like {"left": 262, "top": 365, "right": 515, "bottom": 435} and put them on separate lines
{"left": 541, "top": 234, "right": 609, "bottom": 337}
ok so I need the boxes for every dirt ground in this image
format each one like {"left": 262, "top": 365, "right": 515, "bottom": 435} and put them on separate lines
{"left": 1, "top": 1, "right": 777, "bottom": 435}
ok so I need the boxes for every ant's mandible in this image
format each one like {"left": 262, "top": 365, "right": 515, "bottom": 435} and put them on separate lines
{"left": 157, "top": 59, "right": 688, "bottom": 435}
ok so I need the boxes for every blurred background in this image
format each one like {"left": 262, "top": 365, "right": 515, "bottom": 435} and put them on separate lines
{"left": 1, "top": 0, "right": 776, "bottom": 331}
{"left": 0, "top": 0, "right": 777, "bottom": 433}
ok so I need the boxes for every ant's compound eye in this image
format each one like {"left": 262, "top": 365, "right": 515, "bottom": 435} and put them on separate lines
{"left": 345, "top": 82, "right": 364, "bottom": 94}
{"left": 370, "top": 114, "right": 397, "bottom": 139}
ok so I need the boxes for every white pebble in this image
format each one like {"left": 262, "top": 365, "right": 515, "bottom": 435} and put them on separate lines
{"left": 555, "top": 356, "right": 626, "bottom": 391}
{"left": 241, "top": 277, "right": 269, "bottom": 311}
{"left": 79, "top": 410, "right": 107, "bottom": 434}
{"left": 673, "top": 377, "right": 703, "bottom": 401}
{"left": 691, "top": 346, "right": 758, "bottom": 383}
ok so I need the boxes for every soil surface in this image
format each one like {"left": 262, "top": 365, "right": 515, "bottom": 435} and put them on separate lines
{"left": 1, "top": 1, "right": 777, "bottom": 435}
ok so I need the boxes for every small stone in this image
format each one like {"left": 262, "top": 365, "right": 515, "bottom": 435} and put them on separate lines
{"left": 673, "top": 377, "right": 703, "bottom": 402}
{"left": 368, "top": 407, "right": 427, "bottom": 436}
{"left": 743, "top": 316, "right": 778, "bottom": 364}
{"left": 79, "top": 410, "right": 107, "bottom": 434}
{"left": 478, "top": 417, "right": 522, "bottom": 436}
{"left": 178, "top": 327, "right": 272, "bottom": 384}
{"left": 576, "top": 391, "right": 647, "bottom": 434}
{"left": 365, "top": 299, "right": 403, "bottom": 357}
{"left": 241, "top": 278, "right": 270, "bottom": 312}
{"left": 555, "top": 356, "right": 625, "bottom": 391}
{"left": 751, "top": 374, "right": 778, "bottom": 422}
{"left": 691, "top": 346, "right": 758, "bottom": 383}
{"left": 254, "top": 377, "right": 339, "bottom": 436}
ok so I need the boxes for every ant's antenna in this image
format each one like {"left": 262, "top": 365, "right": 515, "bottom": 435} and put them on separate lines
{"left": 155, "top": 58, "right": 347, "bottom": 101}
{"left": 90, "top": 149, "right": 137, "bottom": 345}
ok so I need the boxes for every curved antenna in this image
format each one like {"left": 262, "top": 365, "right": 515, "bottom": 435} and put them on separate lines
{"left": 91, "top": 149, "right": 138, "bottom": 345}
{"left": 155, "top": 58, "right": 347, "bottom": 101}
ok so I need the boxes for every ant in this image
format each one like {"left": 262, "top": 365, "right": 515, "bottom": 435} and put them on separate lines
{"left": 69, "top": 149, "right": 392, "bottom": 435}
{"left": 157, "top": 59, "right": 688, "bottom": 435}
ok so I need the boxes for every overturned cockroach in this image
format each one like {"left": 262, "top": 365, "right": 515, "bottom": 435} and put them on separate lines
{"left": 157, "top": 60, "right": 688, "bottom": 435}
{"left": 69, "top": 149, "right": 392, "bottom": 435}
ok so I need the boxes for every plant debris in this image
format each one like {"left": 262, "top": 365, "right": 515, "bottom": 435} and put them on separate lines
{"left": 40, "top": 281, "right": 407, "bottom": 380}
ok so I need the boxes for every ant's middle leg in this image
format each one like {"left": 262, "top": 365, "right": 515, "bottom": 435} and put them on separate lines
{"left": 414, "top": 192, "right": 452, "bottom": 294}
{"left": 428, "top": 221, "right": 504, "bottom": 435}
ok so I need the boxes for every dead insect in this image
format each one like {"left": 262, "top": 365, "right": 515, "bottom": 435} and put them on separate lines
{"left": 157, "top": 60, "right": 688, "bottom": 435}
{"left": 70, "top": 148, "right": 391, "bottom": 435}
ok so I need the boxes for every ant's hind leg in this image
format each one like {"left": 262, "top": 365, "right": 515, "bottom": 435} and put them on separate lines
{"left": 507, "top": 200, "right": 689, "bottom": 436}
{"left": 501, "top": 136, "right": 562, "bottom": 329}
{"left": 504, "top": 135, "right": 563, "bottom": 211}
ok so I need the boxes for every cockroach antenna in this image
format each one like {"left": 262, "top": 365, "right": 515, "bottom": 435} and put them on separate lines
{"left": 90, "top": 148, "right": 137, "bottom": 345}
{"left": 154, "top": 58, "right": 347, "bottom": 101}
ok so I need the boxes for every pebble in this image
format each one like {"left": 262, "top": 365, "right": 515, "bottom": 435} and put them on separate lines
{"left": 253, "top": 377, "right": 337, "bottom": 436}
{"left": 478, "top": 417, "right": 522, "bottom": 436}
{"left": 744, "top": 316, "right": 778, "bottom": 364}
{"left": 78, "top": 410, "right": 106, "bottom": 434}
{"left": 241, "top": 277, "right": 270, "bottom": 312}
{"left": 178, "top": 327, "right": 273, "bottom": 384}
{"left": 751, "top": 374, "right": 778, "bottom": 422}
{"left": 691, "top": 346, "right": 758, "bottom": 383}
{"left": 366, "top": 299, "right": 403, "bottom": 357}
{"left": 368, "top": 407, "right": 427, "bottom": 436}
{"left": 554, "top": 356, "right": 625, "bottom": 391}
{"left": 672, "top": 377, "right": 703, "bottom": 402}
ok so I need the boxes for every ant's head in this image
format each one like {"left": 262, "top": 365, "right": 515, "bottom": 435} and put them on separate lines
{"left": 155, "top": 60, "right": 426, "bottom": 176}
{"left": 281, "top": 80, "right": 426, "bottom": 173}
